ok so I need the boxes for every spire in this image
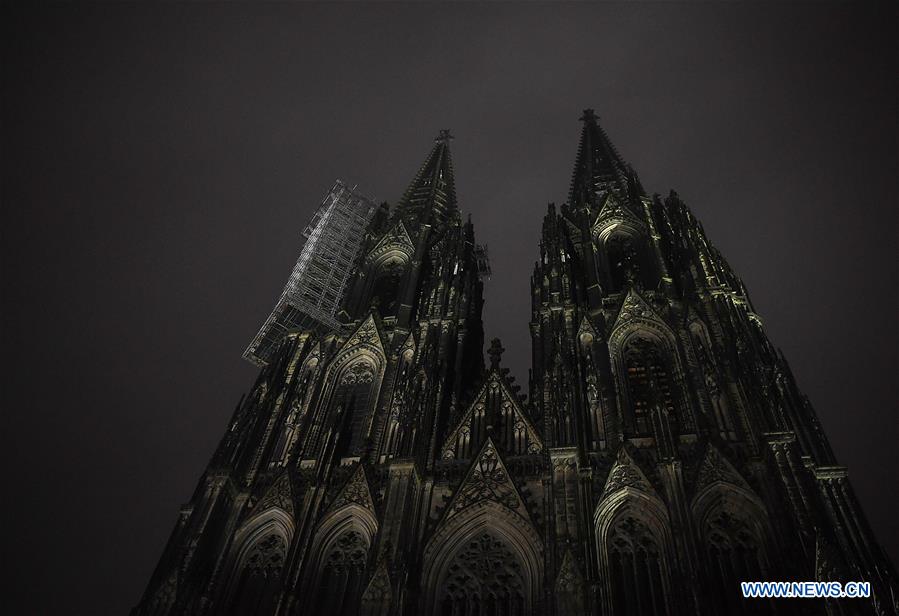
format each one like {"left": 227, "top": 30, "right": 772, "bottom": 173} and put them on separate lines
{"left": 568, "top": 109, "right": 631, "bottom": 208}
{"left": 395, "top": 129, "right": 459, "bottom": 232}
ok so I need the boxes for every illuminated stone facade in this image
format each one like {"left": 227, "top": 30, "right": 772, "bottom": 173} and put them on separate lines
{"left": 134, "top": 114, "right": 897, "bottom": 616}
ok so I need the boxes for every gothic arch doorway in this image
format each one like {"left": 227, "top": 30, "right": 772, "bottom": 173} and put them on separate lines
{"left": 218, "top": 509, "right": 294, "bottom": 616}
{"left": 305, "top": 505, "right": 378, "bottom": 616}
{"left": 595, "top": 489, "right": 674, "bottom": 616}
{"left": 421, "top": 501, "right": 543, "bottom": 616}
{"left": 437, "top": 531, "right": 528, "bottom": 616}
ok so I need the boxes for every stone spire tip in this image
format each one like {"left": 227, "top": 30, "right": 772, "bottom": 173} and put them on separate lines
{"left": 435, "top": 129, "right": 454, "bottom": 144}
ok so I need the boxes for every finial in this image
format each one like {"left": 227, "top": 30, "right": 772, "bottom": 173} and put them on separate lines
{"left": 487, "top": 338, "right": 505, "bottom": 369}
{"left": 435, "top": 129, "right": 454, "bottom": 144}
{"left": 580, "top": 108, "right": 598, "bottom": 122}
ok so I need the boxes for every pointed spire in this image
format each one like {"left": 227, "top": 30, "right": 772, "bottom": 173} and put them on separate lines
{"left": 395, "top": 129, "right": 459, "bottom": 233}
{"left": 568, "top": 109, "right": 632, "bottom": 208}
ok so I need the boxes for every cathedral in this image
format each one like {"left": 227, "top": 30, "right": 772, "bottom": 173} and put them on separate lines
{"left": 134, "top": 111, "right": 898, "bottom": 616}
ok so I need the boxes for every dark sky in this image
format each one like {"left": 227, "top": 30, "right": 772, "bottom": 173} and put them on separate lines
{"left": 2, "top": 3, "right": 896, "bottom": 614}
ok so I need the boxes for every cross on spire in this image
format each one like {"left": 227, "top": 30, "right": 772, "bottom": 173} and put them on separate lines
{"left": 569, "top": 107, "right": 630, "bottom": 206}
{"left": 435, "top": 129, "right": 454, "bottom": 144}
{"left": 487, "top": 338, "right": 505, "bottom": 369}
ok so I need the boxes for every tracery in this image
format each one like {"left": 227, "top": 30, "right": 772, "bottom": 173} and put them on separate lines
{"left": 438, "top": 532, "right": 528, "bottom": 616}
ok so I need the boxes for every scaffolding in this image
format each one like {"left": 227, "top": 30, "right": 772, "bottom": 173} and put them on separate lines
{"left": 243, "top": 180, "right": 379, "bottom": 366}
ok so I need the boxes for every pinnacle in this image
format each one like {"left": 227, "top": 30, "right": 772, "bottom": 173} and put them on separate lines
{"left": 434, "top": 128, "right": 454, "bottom": 144}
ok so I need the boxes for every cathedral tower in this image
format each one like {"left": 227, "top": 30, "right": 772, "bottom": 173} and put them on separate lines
{"left": 134, "top": 115, "right": 897, "bottom": 616}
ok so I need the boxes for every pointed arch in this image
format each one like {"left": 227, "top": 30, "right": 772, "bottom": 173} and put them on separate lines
{"left": 306, "top": 503, "right": 379, "bottom": 616}
{"left": 218, "top": 507, "right": 294, "bottom": 615}
{"left": 592, "top": 205, "right": 653, "bottom": 292}
{"left": 369, "top": 221, "right": 414, "bottom": 264}
{"left": 595, "top": 477, "right": 674, "bottom": 616}
{"left": 305, "top": 319, "right": 387, "bottom": 459}
{"left": 422, "top": 500, "right": 543, "bottom": 616}
{"left": 608, "top": 296, "right": 695, "bottom": 437}
{"left": 692, "top": 478, "right": 773, "bottom": 613}
{"left": 363, "top": 223, "right": 414, "bottom": 318}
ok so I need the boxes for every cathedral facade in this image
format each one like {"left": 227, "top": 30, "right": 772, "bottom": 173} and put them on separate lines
{"left": 134, "top": 112, "right": 898, "bottom": 616}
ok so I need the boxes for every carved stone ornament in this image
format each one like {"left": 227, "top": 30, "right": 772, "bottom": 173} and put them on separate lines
{"left": 603, "top": 446, "right": 654, "bottom": 496}
{"left": 254, "top": 472, "right": 294, "bottom": 515}
{"left": 245, "top": 534, "right": 288, "bottom": 575}
{"left": 347, "top": 314, "right": 382, "bottom": 349}
{"left": 449, "top": 439, "right": 522, "bottom": 515}
{"left": 330, "top": 464, "right": 376, "bottom": 513}
{"left": 617, "top": 288, "right": 654, "bottom": 323}
{"left": 695, "top": 445, "right": 750, "bottom": 493}
{"left": 440, "top": 532, "right": 526, "bottom": 606}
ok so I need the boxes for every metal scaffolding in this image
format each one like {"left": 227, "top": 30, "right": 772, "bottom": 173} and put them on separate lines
{"left": 243, "top": 180, "right": 379, "bottom": 366}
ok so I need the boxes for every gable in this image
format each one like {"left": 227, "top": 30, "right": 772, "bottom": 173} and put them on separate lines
{"left": 441, "top": 371, "right": 542, "bottom": 460}
{"left": 328, "top": 464, "right": 376, "bottom": 514}
{"left": 695, "top": 444, "right": 751, "bottom": 493}
{"left": 608, "top": 288, "right": 675, "bottom": 351}
{"left": 442, "top": 438, "right": 532, "bottom": 523}
{"left": 252, "top": 471, "right": 295, "bottom": 516}
{"left": 342, "top": 313, "right": 386, "bottom": 356}
{"left": 592, "top": 192, "right": 644, "bottom": 234}
{"left": 602, "top": 445, "right": 657, "bottom": 497}
{"left": 370, "top": 221, "right": 414, "bottom": 259}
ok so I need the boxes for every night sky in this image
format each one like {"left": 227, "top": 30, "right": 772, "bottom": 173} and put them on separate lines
{"left": 2, "top": 3, "right": 896, "bottom": 614}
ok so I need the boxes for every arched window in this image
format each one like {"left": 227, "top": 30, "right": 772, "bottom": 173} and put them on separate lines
{"left": 229, "top": 533, "right": 287, "bottom": 615}
{"left": 702, "top": 507, "right": 767, "bottom": 613}
{"left": 607, "top": 514, "right": 668, "bottom": 616}
{"left": 606, "top": 234, "right": 635, "bottom": 292}
{"left": 370, "top": 260, "right": 405, "bottom": 317}
{"left": 438, "top": 532, "right": 528, "bottom": 616}
{"left": 312, "top": 529, "right": 370, "bottom": 616}
{"left": 623, "top": 337, "right": 678, "bottom": 437}
{"left": 334, "top": 359, "right": 377, "bottom": 457}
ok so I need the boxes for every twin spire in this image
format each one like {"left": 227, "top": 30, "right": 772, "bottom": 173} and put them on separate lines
{"left": 396, "top": 111, "right": 634, "bottom": 225}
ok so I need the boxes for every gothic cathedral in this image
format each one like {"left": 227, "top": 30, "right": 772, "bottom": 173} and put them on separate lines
{"left": 134, "top": 111, "right": 898, "bottom": 616}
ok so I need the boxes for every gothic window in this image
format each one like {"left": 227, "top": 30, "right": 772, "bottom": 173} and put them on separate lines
{"left": 335, "top": 359, "right": 377, "bottom": 457}
{"left": 606, "top": 235, "right": 635, "bottom": 292}
{"left": 438, "top": 532, "right": 528, "bottom": 616}
{"left": 313, "top": 530, "right": 370, "bottom": 616}
{"left": 229, "top": 533, "right": 287, "bottom": 616}
{"left": 702, "top": 508, "right": 766, "bottom": 614}
{"left": 370, "top": 260, "right": 405, "bottom": 317}
{"left": 623, "top": 337, "right": 678, "bottom": 437}
{"left": 607, "top": 515, "right": 668, "bottom": 616}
